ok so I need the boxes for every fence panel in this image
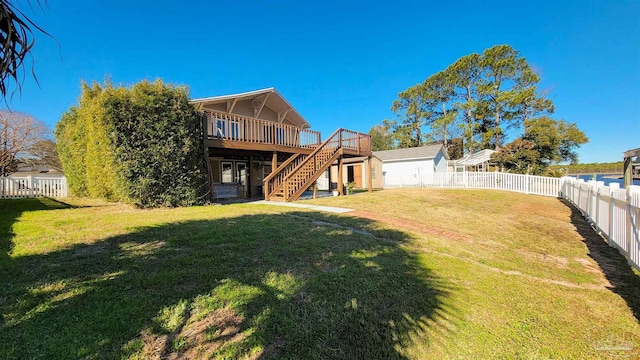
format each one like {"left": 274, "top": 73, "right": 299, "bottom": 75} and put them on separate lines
{"left": 414, "top": 171, "right": 563, "bottom": 196}
{"left": 0, "top": 176, "right": 68, "bottom": 199}
{"left": 561, "top": 178, "right": 640, "bottom": 271}
{"left": 384, "top": 172, "right": 640, "bottom": 271}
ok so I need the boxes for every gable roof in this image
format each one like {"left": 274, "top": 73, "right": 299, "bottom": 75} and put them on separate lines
{"left": 373, "top": 144, "right": 449, "bottom": 162}
{"left": 190, "top": 87, "right": 311, "bottom": 129}
{"left": 454, "top": 149, "right": 496, "bottom": 166}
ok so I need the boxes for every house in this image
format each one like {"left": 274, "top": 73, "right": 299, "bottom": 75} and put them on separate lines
{"left": 190, "top": 88, "right": 373, "bottom": 202}
{"left": 373, "top": 145, "right": 449, "bottom": 188}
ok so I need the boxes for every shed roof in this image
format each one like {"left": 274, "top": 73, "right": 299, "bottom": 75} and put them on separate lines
{"left": 454, "top": 149, "right": 496, "bottom": 167}
{"left": 190, "top": 87, "right": 311, "bottom": 129}
{"left": 373, "top": 144, "right": 448, "bottom": 162}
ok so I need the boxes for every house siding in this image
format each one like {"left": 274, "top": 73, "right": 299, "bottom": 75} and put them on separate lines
{"left": 434, "top": 151, "right": 448, "bottom": 173}
{"left": 382, "top": 159, "right": 435, "bottom": 187}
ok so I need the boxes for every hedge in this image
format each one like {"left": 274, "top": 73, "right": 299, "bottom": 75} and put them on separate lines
{"left": 55, "top": 79, "right": 206, "bottom": 207}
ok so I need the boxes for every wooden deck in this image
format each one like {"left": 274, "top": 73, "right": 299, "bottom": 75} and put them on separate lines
{"left": 204, "top": 111, "right": 371, "bottom": 157}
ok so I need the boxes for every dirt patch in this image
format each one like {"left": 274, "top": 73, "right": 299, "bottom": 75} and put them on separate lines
{"left": 573, "top": 257, "right": 603, "bottom": 274}
{"left": 349, "top": 210, "right": 474, "bottom": 243}
{"left": 517, "top": 249, "right": 569, "bottom": 268}
{"left": 73, "top": 243, "right": 107, "bottom": 256}
{"left": 138, "top": 308, "right": 247, "bottom": 360}
{"left": 120, "top": 241, "right": 167, "bottom": 256}
{"left": 414, "top": 245, "right": 608, "bottom": 291}
{"left": 256, "top": 334, "right": 287, "bottom": 359}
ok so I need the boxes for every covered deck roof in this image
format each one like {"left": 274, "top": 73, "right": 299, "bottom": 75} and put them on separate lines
{"left": 191, "top": 87, "right": 311, "bottom": 129}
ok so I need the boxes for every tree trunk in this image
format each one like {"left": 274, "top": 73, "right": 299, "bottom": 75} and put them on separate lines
{"left": 494, "top": 108, "right": 501, "bottom": 151}
{"left": 466, "top": 86, "right": 473, "bottom": 153}
{"left": 442, "top": 102, "right": 448, "bottom": 147}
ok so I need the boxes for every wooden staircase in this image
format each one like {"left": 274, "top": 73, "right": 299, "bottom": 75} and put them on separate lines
{"left": 264, "top": 129, "right": 352, "bottom": 202}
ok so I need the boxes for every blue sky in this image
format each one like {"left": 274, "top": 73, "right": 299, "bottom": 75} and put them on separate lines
{"left": 4, "top": 0, "right": 639, "bottom": 163}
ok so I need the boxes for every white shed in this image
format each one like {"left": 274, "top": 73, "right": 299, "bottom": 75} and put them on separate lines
{"left": 374, "top": 145, "right": 449, "bottom": 188}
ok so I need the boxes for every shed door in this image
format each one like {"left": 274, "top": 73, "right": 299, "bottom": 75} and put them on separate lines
{"left": 354, "top": 165, "right": 362, "bottom": 188}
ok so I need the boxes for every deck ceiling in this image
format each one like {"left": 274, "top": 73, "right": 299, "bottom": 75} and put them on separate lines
{"left": 191, "top": 88, "right": 311, "bottom": 129}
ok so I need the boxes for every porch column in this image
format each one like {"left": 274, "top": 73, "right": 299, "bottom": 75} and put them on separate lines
{"left": 249, "top": 154, "right": 254, "bottom": 198}
{"left": 367, "top": 156, "right": 373, "bottom": 193}
{"left": 272, "top": 152, "right": 278, "bottom": 172}
{"left": 202, "top": 112, "right": 208, "bottom": 140}
{"left": 623, "top": 156, "right": 633, "bottom": 188}
{"left": 338, "top": 156, "right": 344, "bottom": 195}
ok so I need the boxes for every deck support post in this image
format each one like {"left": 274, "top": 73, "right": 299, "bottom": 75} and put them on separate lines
{"left": 367, "top": 156, "right": 373, "bottom": 193}
{"left": 249, "top": 154, "right": 254, "bottom": 198}
{"left": 313, "top": 182, "right": 317, "bottom": 199}
{"left": 272, "top": 152, "right": 277, "bottom": 172}
{"left": 623, "top": 156, "right": 633, "bottom": 188}
{"left": 338, "top": 156, "right": 344, "bottom": 195}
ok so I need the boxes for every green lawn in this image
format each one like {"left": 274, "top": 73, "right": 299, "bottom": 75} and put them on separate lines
{"left": 1, "top": 189, "right": 639, "bottom": 359}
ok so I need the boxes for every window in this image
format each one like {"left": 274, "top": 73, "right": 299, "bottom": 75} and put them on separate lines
{"left": 372, "top": 166, "right": 376, "bottom": 180}
{"left": 221, "top": 162, "right": 233, "bottom": 183}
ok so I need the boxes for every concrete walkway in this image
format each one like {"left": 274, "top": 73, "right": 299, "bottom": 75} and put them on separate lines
{"left": 252, "top": 200, "right": 354, "bottom": 214}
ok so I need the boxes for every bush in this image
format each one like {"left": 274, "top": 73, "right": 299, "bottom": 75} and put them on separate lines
{"left": 55, "top": 79, "right": 206, "bottom": 207}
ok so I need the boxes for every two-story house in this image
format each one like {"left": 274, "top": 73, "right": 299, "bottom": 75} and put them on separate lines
{"left": 191, "top": 88, "right": 373, "bottom": 202}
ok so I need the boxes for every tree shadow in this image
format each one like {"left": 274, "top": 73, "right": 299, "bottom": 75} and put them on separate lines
{"left": 0, "top": 208, "right": 456, "bottom": 359}
{"left": 562, "top": 199, "right": 640, "bottom": 321}
{"left": 0, "top": 198, "right": 71, "bottom": 265}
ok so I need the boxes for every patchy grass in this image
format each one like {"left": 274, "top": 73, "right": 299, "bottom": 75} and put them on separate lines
{"left": 1, "top": 197, "right": 448, "bottom": 359}
{"left": 1, "top": 189, "right": 640, "bottom": 359}
{"left": 303, "top": 188, "right": 640, "bottom": 357}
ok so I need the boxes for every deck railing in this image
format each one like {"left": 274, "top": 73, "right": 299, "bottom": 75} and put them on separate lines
{"left": 205, "top": 111, "right": 321, "bottom": 149}
{"left": 264, "top": 128, "right": 371, "bottom": 201}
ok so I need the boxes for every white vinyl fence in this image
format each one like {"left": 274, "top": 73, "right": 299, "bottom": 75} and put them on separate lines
{"left": 385, "top": 171, "right": 564, "bottom": 197}
{"left": 563, "top": 178, "right": 640, "bottom": 271}
{"left": 383, "top": 171, "right": 640, "bottom": 271}
{"left": 0, "top": 175, "right": 68, "bottom": 199}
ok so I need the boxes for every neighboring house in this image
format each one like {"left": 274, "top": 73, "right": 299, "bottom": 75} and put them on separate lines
{"left": 190, "top": 88, "right": 372, "bottom": 202}
{"left": 326, "top": 155, "right": 383, "bottom": 190}
{"left": 374, "top": 145, "right": 449, "bottom": 188}
{"left": 8, "top": 165, "right": 64, "bottom": 179}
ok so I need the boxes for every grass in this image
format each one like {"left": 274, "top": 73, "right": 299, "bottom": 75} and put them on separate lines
{"left": 1, "top": 189, "right": 639, "bottom": 359}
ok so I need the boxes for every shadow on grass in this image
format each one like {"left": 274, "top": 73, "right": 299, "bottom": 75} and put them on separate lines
{"left": 0, "top": 207, "right": 455, "bottom": 359}
{"left": 562, "top": 199, "right": 640, "bottom": 321}
{"left": 0, "top": 198, "right": 71, "bottom": 264}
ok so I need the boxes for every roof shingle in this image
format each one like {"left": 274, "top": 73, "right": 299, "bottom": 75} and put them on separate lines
{"left": 373, "top": 145, "right": 447, "bottom": 162}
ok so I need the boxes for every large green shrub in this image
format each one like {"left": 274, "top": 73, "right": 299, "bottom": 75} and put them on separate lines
{"left": 55, "top": 79, "right": 206, "bottom": 207}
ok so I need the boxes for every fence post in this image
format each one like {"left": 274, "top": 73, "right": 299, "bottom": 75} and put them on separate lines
{"left": 585, "top": 180, "right": 595, "bottom": 222}
{"left": 62, "top": 176, "right": 69, "bottom": 197}
{"left": 525, "top": 174, "right": 530, "bottom": 194}
{"left": 26, "top": 175, "right": 34, "bottom": 197}
{"left": 594, "top": 181, "right": 605, "bottom": 232}
{"left": 628, "top": 186, "right": 640, "bottom": 264}
{"left": 608, "top": 183, "right": 619, "bottom": 247}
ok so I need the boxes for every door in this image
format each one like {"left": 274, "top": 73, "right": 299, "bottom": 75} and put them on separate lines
{"left": 353, "top": 165, "right": 362, "bottom": 188}
{"left": 236, "top": 162, "right": 248, "bottom": 197}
